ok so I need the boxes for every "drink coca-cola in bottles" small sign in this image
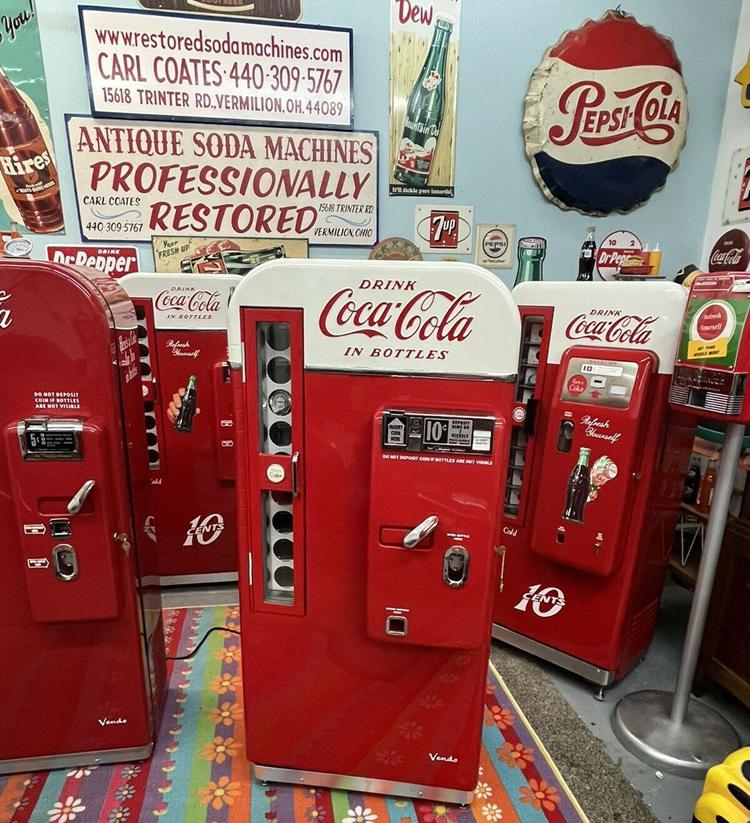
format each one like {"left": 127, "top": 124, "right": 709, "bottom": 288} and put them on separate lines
{"left": 523, "top": 10, "right": 688, "bottom": 216}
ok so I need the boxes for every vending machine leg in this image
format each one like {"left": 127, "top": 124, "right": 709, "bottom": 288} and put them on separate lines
{"left": 612, "top": 423, "right": 744, "bottom": 778}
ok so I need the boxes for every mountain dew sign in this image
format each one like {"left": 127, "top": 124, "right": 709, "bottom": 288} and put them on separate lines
{"left": 679, "top": 296, "right": 750, "bottom": 368}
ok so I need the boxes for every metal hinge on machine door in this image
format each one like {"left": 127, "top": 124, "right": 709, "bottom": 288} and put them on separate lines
{"left": 495, "top": 545, "right": 507, "bottom": 593}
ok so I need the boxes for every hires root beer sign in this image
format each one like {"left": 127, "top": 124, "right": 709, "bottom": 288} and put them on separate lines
{"left": 524, "top": 11, "right": 687, "bottom": 215}
{"left": 228, "top": 260, "right": 521, "bottom": 377}
{"left": 46, "top": 244, "right": 139, "bottom": 277}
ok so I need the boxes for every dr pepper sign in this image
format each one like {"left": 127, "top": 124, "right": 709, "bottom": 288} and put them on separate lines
{"left": 523, "top": 10, "right": 688, "bottom": 215}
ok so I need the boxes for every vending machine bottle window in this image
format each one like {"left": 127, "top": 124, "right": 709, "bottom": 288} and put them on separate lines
{"left": 229, "top": 260, "right": 521, "bottom": 804}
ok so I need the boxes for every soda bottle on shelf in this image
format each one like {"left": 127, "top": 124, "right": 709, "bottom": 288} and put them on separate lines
{"left": 514, "top": 237, "right": 546, "bottom": 286}
{"left": 393, "top": 15, "right": 452, "bottom": 187}
{"left": 577, "top": 226, "right": 597, "bottom": 281}
{"left": 562, "top": 447, "right": 591, "bottom": 524}
{"left": 696, "top": 459, "right": 717, "bottom": 513}
{"left": 174, "top": 376, "right": 198, "bottom": 433}
{"left": 0, "top": 67, "right": 63, "bottom": 234}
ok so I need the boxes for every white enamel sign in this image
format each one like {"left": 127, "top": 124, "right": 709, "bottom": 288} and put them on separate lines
{"left": 80, "top": 6, "right": 352, "bottom": 129}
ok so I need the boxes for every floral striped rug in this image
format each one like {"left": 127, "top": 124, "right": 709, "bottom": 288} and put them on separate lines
{"left": 0, "top": 606, "right": 588, "bottom": 823}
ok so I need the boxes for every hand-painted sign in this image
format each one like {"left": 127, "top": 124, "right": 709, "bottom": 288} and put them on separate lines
{"left": 524, "top": 10, "right": 688, "bottom": 215}
{"left": 66, "top": 116, "right": 378, "bottom": 246}
{"left": 80, "top": 7, "right": 352, "bottom": 129}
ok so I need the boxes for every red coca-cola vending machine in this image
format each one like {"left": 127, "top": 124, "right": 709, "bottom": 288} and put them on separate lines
{"left": 120, "top": 273, "right": 240, "bottom": 585}
{"left": 493, "top": 281, "right": 694, "bottom": 689}
{"left": 0, "top": 260, "right": 165, "bottom": 772}
{"left": 229, "top": 260, "right": 520, "bottom": 803}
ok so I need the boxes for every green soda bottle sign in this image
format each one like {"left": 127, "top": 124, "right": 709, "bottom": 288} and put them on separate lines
{"left": 393, "top": 15, "right": 452, "bottom": 187}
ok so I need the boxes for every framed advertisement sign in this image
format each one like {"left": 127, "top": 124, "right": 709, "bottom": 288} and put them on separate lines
{"left": 389, "top": 0, "right": 461, "bottom": 197}
{"left": 137, "top": 0, "right": 301, "bottom": 20}
{"left": 0, "top": 1, "right": 64, "bottom": 234}
{"left": 79, "top": 6, "right": 352, "bottom": 129}
{"left": 152, "top": 235, "right": 307, "bottom": 273}
{"left": 65, "top": 115, "right": 378, "bottom": 246}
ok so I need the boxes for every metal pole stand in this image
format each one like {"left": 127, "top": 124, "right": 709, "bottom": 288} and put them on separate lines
{"left": 612, "top": 423, "right": 743, "bottom": 778}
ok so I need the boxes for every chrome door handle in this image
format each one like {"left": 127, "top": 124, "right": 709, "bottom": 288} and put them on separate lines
{"left": 67, "top": 479, "right": 95, "bottom": 515}
{"left": 291, "top": 451, "right": 300, "bottom": 498}
{"left": 403, "top": 515, "right": 439, "bottom": 548}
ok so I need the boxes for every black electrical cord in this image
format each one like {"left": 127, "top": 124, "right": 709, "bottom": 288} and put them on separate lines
{"left": 167, "top": 626, "right": 241, "bottom": 661}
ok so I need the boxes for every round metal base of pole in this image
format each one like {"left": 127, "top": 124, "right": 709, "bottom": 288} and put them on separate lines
{"left": 612, "top": 690, "right": 740, "bottom": 779}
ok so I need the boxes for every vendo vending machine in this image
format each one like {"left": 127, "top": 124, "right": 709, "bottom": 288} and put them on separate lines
{"left": 0, "top": 260, "right": 165, "bottom": 772}
{"left": 493, "top": 281, "right": 694, "bottom": 688}
{"left": 120, "top": 273, "right": 240, "bottom": 584}
{"left": 229, "top": 260, "right": 520, "bottom": 803}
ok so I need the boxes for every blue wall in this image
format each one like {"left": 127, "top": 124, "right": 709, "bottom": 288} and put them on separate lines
{"left": 35, "top": 0, "right": 740, "bottom": 287}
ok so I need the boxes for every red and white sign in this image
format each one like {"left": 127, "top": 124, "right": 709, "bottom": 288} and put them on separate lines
{"left": 80, "top": 7, "right": 353, "bottom": 129}
{"left": 228, "top": 259, "right": 520, "bottom": 376}
{"left": 66, "top": 116, "right": 378, "bottom": 246}
{"left": 708, "top": 229, "right": 750, "bottom": 272}
{"left": 46, "top": 244, "right": 140, "bottom": 277}
{"left": 694, "top": 302, "right": 732, "bottom": 341}
{"left": 595, "top": 230, "right": 642, "bottom": 280}
{"left": 524, "top": 11, "right": 688, "bottom": 215}
{"left": 415, "top": 205, "right": 473, "bottom": 254}
{"left": 567, "top": 375, "right": 587, "bottom": 396}
{"left": 723, "top": 147, "right": 750, "bottom": 225}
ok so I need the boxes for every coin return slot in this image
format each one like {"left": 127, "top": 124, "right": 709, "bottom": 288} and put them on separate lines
{"left": 557, "top": 529, "right": 565, "bottom": 544}
{"left": 50, "top": 518, "right": 71, "bottom": 538}
{"left": 386, "top": 615, "right": 408, "bottom": 636}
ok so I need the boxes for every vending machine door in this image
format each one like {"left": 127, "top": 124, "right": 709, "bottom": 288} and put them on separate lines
{"left": 530, "top": 347, "right": 657, "bottom": 576}
{"left": 4, "top": 417, "right": 123, "bottom": 622}
{"left": 367, "top": 409, "right": 504, "bottom": 649}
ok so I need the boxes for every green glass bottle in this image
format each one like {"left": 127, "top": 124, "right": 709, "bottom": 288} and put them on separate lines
{"left": 514, "top": 237, "right": 546, "bottom": 287}
{"left": 393, "top": 15, "right": 453, "bottom": 187}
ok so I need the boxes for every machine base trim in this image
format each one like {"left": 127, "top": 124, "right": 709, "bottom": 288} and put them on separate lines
{"left": 254, "top": 764, "right": 475, "bottom": 805}
{"left": 0, "top": 743, "right": 154, "bottom": 775}
{"left": 492, "top": 624, "right": 615, "bottom": 686}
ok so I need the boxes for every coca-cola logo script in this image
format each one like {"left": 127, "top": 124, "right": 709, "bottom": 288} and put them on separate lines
{"left": 155, "top": 289, "right": 221, "bottom": 315}
{"left": 319, "top": 282, "right": 477, "bottom": 342}
{"left": 708, "top": 229, "right": 750, "bottom": 273}
{"left": 0, "top": 291, "right": 13, "bottom": 329}
{"left": 565, "top": 310, "right": 658, "bottom": 345}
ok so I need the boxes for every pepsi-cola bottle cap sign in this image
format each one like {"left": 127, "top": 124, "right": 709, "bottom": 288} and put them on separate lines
{"left": 523, "top": 10, "right": 688, "bottom": 216}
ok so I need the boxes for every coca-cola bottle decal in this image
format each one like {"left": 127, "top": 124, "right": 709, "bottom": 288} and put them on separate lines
{"left": 562, "top": 447, "right": 590, "bottom": 524}
{"left": 0, "top": 67, "right": 63, "bottom": 234}
{"left": 168, "top": 376, "right": 200, "bottom": 433}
